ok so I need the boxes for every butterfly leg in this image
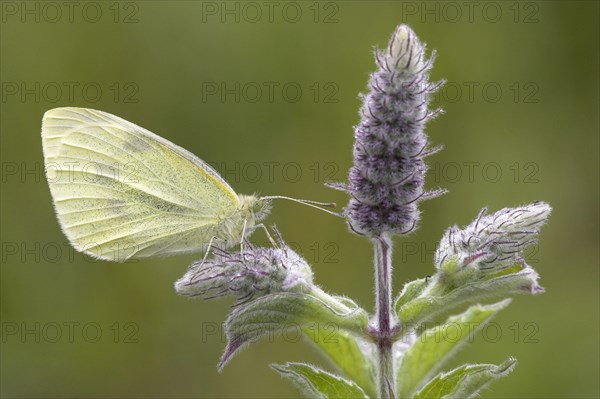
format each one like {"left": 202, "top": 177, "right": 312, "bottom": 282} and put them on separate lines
{"left": 253, "top": 223, "right": 278, "bottom": 248}
{"left": 239, "top": 219, "right": 248, "bottom": 255}
{"left": 198, "top": 235, "right": 218, "bottom": 265}
{"left": 188, "top": 236, "right": 225, "bottom": 282}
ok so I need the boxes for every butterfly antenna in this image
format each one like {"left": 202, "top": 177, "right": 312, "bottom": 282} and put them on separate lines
{"left": 262, "top": 196, "right": 343, "bottom": 217}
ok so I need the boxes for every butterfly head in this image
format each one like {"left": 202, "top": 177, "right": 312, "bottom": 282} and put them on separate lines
{"left": 238, "top": 194, "right": 272, "bottom": 224}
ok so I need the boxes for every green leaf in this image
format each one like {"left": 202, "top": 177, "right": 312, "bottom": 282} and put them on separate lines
{"left": 304, "top": 325, "right": 377, "bottom": 397}
{"left": 396, "top": 300, "right": 511, "bottom": 397}
{"left": 272, "top": 362, "right": 369, "bottom": 399}
{"left": 413, "top": 358, "right": 516, "bottom": 399}
{"left": 396, "top": 263, "right": 539, "bottom": 333}
{"left": 395, "top": 277, "right": 429, "bottom": 310}
{"left": 219, "top": 291, "right": 369, "bottom": 369}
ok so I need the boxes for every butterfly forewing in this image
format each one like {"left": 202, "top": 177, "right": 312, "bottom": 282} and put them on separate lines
{"left": 42, "top": 107, "right": 240, "bottom": 261}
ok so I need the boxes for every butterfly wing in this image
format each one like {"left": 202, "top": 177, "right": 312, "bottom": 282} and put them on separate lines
{"left": 42, "top": 107, "right": 240, "bottom": 261}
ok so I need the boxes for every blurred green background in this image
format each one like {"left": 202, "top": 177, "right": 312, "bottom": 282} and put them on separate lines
{"left": 1, "top": 1, "right": 598, "bottom": 398}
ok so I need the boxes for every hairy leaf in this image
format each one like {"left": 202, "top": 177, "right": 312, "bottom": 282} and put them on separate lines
{"left": 395, "top": 277, "right": 429, "bottom": 310}
{"left": 272, "top": 362, "right": 368, "bottom": 399}
{"left": 413, "top": 358, "right": 516, "bottom": 399}
{"left": 219, "top": 291, "right": 368, "bottom": 369}
{"left": 396, "top": 300, "right": 510, "bottom": 397}
{"left": 396, "top": 263, "right": 538, "bottom": 333}
{"left": 305, "top": 325, "right": 376, "bottom": 397}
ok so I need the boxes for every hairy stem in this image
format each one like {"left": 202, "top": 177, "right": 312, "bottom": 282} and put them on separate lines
{"left": 374, "top": 234, "right": 395, "bottom": 398}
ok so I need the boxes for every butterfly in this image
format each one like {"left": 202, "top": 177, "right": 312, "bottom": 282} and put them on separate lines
{"left": 41, "top": 107, "right": 336, "bottom": 262}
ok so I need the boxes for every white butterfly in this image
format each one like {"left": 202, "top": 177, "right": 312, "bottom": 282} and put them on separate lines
{"left": 42, "top": 108, "right": 335, "bottom": 262}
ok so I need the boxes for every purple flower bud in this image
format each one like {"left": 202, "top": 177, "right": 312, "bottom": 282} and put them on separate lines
{"left": 397, "top": 203, "right": 551, "bottom": 328}
{"left": 435, "top": 201, "right": 552, "bottom": 276}
{"left": 331, "top": 25, "right": 445, "bottom": 237}
{"left": 175, "top": 245, "right": 314, "bottom": 305}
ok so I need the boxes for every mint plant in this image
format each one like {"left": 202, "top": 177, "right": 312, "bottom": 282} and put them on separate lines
{"left": 176, "top": 25, "right": 551, "bottom": 399}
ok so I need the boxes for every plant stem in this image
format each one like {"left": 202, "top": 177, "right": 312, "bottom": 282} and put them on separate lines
{"left": 374, "top": 234, "right": 394, "bottom": 398}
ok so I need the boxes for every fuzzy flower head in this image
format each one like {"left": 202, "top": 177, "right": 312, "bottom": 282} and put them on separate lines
{"left": 435, "top": 202, "right": 552, "bottom": 293}
{"left": 175, "top": 244, "right": 314, "bottom": 304}
{"left": 332, "top": 24, "right": 445, "bottom": 238}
